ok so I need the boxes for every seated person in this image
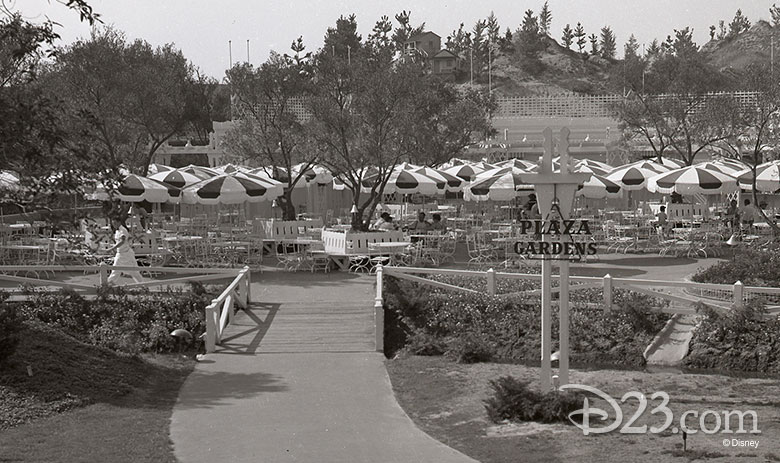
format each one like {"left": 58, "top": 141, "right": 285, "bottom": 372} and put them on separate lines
{"left": 430, "top": 213, "right": 446, "bottom": 232}
{"left": 372, "top": 212, "right": 397, "bottom": 231}
{"left": 655, "top": 205, "right": 670, "bottom": 237}
{"left": 670, "top": 191, "right": 683, "bottom": 204}
{"left": 407, "top": 212, "right": 432, "bottom": 234}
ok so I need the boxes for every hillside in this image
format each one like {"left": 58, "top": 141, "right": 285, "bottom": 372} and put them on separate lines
{"left": 472, "top": 21, "right": 780, "bottom": 97}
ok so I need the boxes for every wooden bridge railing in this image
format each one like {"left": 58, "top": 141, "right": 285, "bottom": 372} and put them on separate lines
{"left": 205, "top": 266, "right": 251, "bottom": 353}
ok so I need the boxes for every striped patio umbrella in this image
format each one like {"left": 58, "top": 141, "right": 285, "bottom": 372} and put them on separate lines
{"left": 147, "top": 163, "right": 174, "bottom": 175}
{"left": 215, "top": 163, "right": 250, "bottom": 174}
{"left": 233, "top": 171, "right": 285, "bottom": 196}
{"left": 362, "top": 168, "right": 443, "bottom": 195}
{"left": 496, "top": 158, "right": 537, "bottom": 171}
{"left": 177, "top": 164, "right": 220, "bottom": 180}
{"left": 605, "top": 164, "right": 664, "bottom": 190}
{"left": 414, "top": 166, "right": 464, "bottom": 192}
{"left": 572, "top": 163, "right": 611, "bottom": 177}
{"left": 442, "top": 163, "right": 483, "bottom": 181}
{"left": 472, "top": 161, "right": 498, "bottom": 171}
{"left": 181, "top": 174, "right": 275, "bottom": 205}
{"left": 626, "top": 158, "right": 681, "bottom": 172}
{"left": 291, "top": 163, "right": 334, "bottom": 186}
{"left": 0, "top": 170, "right": 20, "bottom": 191}
{"left": 91, "top": 174, "right": 181, "bottom": 203}
{"left": 331, "top": 167, "right": 379, "bottom": 191}
{"left": 736, "top": 160, "right": 780, "bottom": 192}
{"left": 148, "top": 170, "right": 203, "bottom": 188}
{"left": 705, "top": 158, "right": 747, "bottom": 176}
{"left": 575, "top": 158, "right": 613, "bottom": 173}
{"left": 647, "top": 166, "right": 738, "bottom": 195}
{"left": 577, "top": 175, "right": 623, "bottom": 199}
{"left": 465, "top": 167, "right": 534, "bottom": 202}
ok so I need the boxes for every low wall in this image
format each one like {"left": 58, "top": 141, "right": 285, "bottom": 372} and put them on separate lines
{"left": 322, "top": 229, "right": 405, "bottom": 255}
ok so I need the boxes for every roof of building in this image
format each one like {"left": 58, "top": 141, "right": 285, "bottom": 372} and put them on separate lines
{"left": 406, "top": 31, "right": 441, "bottom": 43}
{"left": 432, "top": 49, "right": 459, "bottom": 59}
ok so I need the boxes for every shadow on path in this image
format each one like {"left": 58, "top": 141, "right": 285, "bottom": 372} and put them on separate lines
{"left": 216, "top": 303, "right": 280, "bottom": 355}
{"left": 174, "top": 369, "right": 287, "bottom": 410}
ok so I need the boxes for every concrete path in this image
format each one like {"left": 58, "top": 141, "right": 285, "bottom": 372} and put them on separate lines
{"left": 170, "top": 271, "right": 476, "bottom": 463}
{"left": 645, "top": 314, "right": 699, "bottom": 365}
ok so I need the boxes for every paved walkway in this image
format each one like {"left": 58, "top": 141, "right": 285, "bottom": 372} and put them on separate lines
{"left": 170, "top": 270, "right": 476, "bottom": 463}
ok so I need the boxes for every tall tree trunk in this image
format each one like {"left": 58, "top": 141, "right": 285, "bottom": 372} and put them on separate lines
{"left": 280, "top": 191, "right": 296, "bottom": 220}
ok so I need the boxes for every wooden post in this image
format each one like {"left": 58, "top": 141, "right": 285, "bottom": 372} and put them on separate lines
{"left": 603, "top": 274, "right": 613, "bottom": 312}
{"left": 98, "top": 262, "right": 108, "bottom": 286}
{"left": 205, "top": 302, "right": 217, "bottom": 353}
{"left": 486, "top": 268, "right": 496, "bottom": 296}
{"left": 375, "top": 264, "right": 384, "bottom": 353}
{"left": 540, "top": 240, "right": 552, "bottom": 392}
{"left": 559, "top": 257, "right": 570, "bottom": 387}
{"left": 733, "top": 280, "right": 744, "bottom": 309}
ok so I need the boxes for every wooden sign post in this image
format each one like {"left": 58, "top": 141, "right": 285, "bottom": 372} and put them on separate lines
{"left": 519, "top": 127, "right": 590, "bottom": 392}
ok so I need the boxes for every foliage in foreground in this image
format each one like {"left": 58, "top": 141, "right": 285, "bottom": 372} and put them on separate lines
{"left": 691, "top": 244, "right": 780, "bottom": 287}
{"left": 484, "top": 375, "right": 585, "bottom": 424}
{"left": 384, "top": 275, "right": 670, "bottom": 367}
{"left": 684, "top": 301, "right": 780, "bottom": 373}
{"left": 11, "top": 283, "right": 213, "bottom": 355}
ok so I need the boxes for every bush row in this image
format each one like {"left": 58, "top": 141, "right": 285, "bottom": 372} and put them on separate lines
{"left": 1, "top": 283, "right": 213, "bottom": 360}
{"left": 384, "top": 275, "right": 670, "bottom": 367}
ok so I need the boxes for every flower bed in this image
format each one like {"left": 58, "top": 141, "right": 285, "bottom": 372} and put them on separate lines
{"left": 383, "top": 275, "right": 670, "bottom": 368}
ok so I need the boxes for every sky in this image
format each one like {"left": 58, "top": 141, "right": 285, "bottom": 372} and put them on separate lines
{"left": 16, "top": 0, "right": 775, "bottom": 79}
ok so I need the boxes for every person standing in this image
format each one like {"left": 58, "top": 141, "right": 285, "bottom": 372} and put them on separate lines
{"left": 655, "top": 205, "right": 670, "bottom": 238}
{"left": 106, "top": 217, "right": 143, "bottom": 284}
{"left": 740, "top": 198, "right": 759, "bottom": 232}
{"left": 724, "top": 199, "right": 739, "bottom": 229}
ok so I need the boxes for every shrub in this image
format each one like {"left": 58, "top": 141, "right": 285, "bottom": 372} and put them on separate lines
{"left": 0, "top": 305, "right": 23, "bottom": 364}
{"left": 403, "top": 330, "right": 447, "bottom": 356}
{"left": 484, "top": 375, "right": 585, "bottom": 424}
{"left": 447, "top": 331, "right": 495, "bottom": 364}
{"left": 691, "top": 244, "right": 780, "bottom": 287}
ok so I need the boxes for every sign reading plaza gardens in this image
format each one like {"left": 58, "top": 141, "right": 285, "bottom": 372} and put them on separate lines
{"left": 513, "top": 219, "right": 597, "bottom": 259}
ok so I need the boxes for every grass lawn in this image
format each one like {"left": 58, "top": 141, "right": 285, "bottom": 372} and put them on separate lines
{"left": 386, "top": 355, "right": 780, "bottom": 463}
{"left": 0, "top": 322, "right": 194, "bottom": 462}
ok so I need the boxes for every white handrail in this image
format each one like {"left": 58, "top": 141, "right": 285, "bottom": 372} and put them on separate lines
{"left": 205, "top": 266, "right": 251, "bottom": 353}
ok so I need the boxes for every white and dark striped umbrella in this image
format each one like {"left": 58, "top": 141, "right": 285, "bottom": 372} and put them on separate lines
{"left": 92, "top": 174, "right": 181, "bottom": 203}
{"left": 577, "top": 174, "right": 623, "bottom": 199}
{"left": 496, "top": 158, "right": 536, "bottom": 171}
{"left": 233, "top": 171, "right": 285, "bottom": 196}
{"left": 442, "top": 164, "right": 483, "bottom": 181}
{"left": 414, "top": 166, "right": 464, "bottom": 192}
{"left": 147, "top": 163, "right": 174, "bottom": 175}
{"left": 648, "top": 166, "right": 738, "bottom": 195}
{"left": 575, "top": 158, "right": 613, "bottom": 173}
{"left": 626, "top": 158, "right": 681, "bottom": 172}
{"left": 181, "top": 174, "right": 275, "bottom": 205}
{"left": 331, "top": 167, "right": 379, "bottom": 191}
{"left": 215, "top": 163, "right": 250, "bottom": 174}
{"left": 605, "top": 164, "right": 664, "bottom": 190}
{"left": 0, "top": 170, "right": 20, "bottom": 191}
{"left": 292, "top": 163, "right": 334, "bottom": 185}
{"left": 178, "top": 164, "right": 220, "bottom": 180}
{"left": 148, "top": 170, "right": 203, "bottom": 188}
{"left": 736, "top": 160, "right": 780, "bottom": 192}
{"left": 465, "top": 167, "right": 534, "bottom": 201}
{"left": 572, "top": 163, "right": 611, "bottom": 177}
{"left": 362, "top": 168, "right": 443, "bottom": 195}
{"left": 700, "top": 159, "right": 746, "bottom": 176}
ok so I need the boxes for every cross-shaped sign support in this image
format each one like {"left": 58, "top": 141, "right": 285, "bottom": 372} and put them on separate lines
{"left": 519, "top": 127, "right": 590, "bottom": 392}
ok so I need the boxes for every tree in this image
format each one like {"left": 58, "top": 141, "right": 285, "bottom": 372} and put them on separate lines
{"left": 589, "top": 33, "right": 599, "bottom": 56}
{"left": 612, "top": 30, "right": 737, "bottom": 166}
{"left": 486, "top": 11, "right": 500, "bottom": 43}
{"left": 772, "top": 4, "right": 780, "bottom": 27}
{"left": 599, "top": 26, "right": 616, "bottom": 59}
{"left": 0, "top": 2, "right": 102, "bottom": 212}
{"left": 722, "top": 64, "right": 780, "bottom": 233}
{"left": 574, "top": 23, "right": 586, "bottom": 54}
{"left": 717, "top": 20, "right": 727, "bottom": 40}
{"left": 728, "top": 9, "right": 751, "bottom": 38}
{"left": 391, "top": 10, "right": 424, "bottom": 52}
{"left": 224, "top": 51, "right": 314, "bottom": 220}
{"left": 446, "top": 23, "right": 472, "bottom": 55}
{"left": 307, "top": 17, "right": 493, "bottom": 231}
{"left": 48, "top": 27, "right": 198, "bottom": 177}
{"left": 709, "top": 25, "right": 716, "bottom": 40}
{"left": 517, "top": 9, "right": 543, "bottom": 59}
{"left": 561, "top": 24, "right": 574, "bottom": 50}
{"left": 538, "top": 1, "right": 552, "bottom": 36}
{"left": 624, "top": 34, "right": 639, "bottom": 59}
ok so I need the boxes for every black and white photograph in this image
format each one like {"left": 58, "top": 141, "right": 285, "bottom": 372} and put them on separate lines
{"left": 1, "top": 1, "right": 779, "bottom": 461}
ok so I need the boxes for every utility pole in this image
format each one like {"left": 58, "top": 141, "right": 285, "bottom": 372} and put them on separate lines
{"left": 246, "top": 40, "right": 250, "bottom": 63}
{"left": 228, "top": 40, "right": 233, "bottom": 68}
{"left": 488, "top": 46, "right": 492, "bottom": 94}
{"left": 772, "top": 36, "right": 775, "bottom": 76}
{"left": 348, "top": 45, "right": 351, "bottom": 65}
{"left": 470, "top": 48, "right": 473, "bottom": 85}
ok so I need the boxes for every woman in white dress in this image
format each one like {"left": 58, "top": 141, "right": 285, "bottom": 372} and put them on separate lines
{"left": 107, "top": 218, "right": 143, "bottom": 284}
